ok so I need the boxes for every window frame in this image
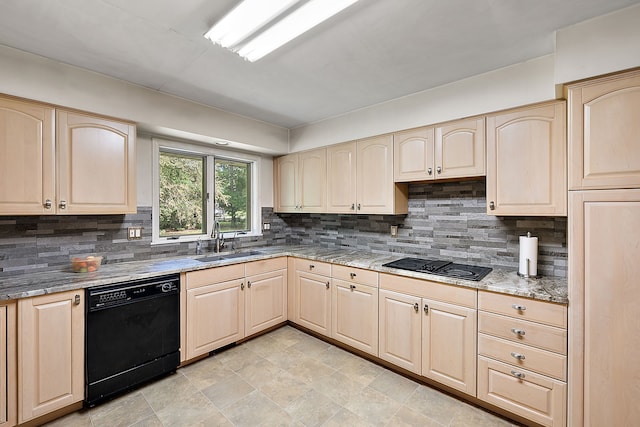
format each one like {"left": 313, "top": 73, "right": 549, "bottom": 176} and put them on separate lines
{"left": 152, "top": 138, "right": 262, "bottom": 244}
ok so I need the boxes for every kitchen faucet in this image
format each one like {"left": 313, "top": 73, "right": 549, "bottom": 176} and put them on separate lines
{"left": 212, "top": 221, "right": 224, "bottom": 253}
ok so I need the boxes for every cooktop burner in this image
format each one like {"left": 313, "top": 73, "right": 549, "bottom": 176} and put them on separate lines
{"left": 382, "top": 257, "right": 492, "bottom": 281}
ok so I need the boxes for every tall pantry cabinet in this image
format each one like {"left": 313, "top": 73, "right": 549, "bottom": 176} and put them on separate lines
{"left": 566, "top": 69, "right": 640, "bottom": 427}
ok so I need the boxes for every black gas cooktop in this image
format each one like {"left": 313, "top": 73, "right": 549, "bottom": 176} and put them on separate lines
{"left": 382, "top": 257, "right": 492, "bottom": 281}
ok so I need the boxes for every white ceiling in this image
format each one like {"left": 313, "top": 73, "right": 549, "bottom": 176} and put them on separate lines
{"left": 0, "top": 0, "right": 638, "bottom": 129}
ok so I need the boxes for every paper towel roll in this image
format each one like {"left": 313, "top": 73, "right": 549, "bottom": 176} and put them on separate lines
{"left": 519, "top": 233, "right": 538, "bottom": 277}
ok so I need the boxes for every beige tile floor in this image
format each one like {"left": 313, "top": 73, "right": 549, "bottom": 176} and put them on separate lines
{"left": 45, "top": 326, "right": 519, "bottom": 427}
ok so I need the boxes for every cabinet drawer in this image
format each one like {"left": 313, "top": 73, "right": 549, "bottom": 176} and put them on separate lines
{"left": 380, "top": 273, "right": 476, "bottom": 308}
{"left": 478, "top": 334, "right": 566, "bottom": 381}
{"left": 294, "top": 258, "right": 331, "bottom": 277}
{"left": 186, "top": 264, "right": 245, "bottom": 290}
{"left": 478, "top": 291, "right": 566, "bottom": 328}
{"left": 245, "top": 257, "right": 287, "bottom": 276}
{"left": 478, "top": 356, "right": 566, "bottom": 427}
{"left": 332, "top": 264, "right": 378, "bottom": 287}
{"left": 478, "top": 311, "right": 567, "bottom": 355}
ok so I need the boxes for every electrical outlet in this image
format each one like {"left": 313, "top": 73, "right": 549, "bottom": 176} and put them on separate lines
{"left": 127, "top": 227, "right": 142, "bottom": 240}
{"left": 263, "top": 222, "right": 271, "bottom": 231}
{"left": 390, "top": 225, "right": 398, "bottom": 238}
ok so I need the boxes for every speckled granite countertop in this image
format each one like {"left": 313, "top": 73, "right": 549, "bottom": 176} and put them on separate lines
{"left": 0, "top": 245, "right": 568, "bottom": 304}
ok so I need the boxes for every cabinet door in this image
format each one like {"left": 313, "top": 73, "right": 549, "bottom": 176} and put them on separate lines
{"left": 294, "top": 271, "right": 331, "bottom": 336}
{"left": 422, "top": 299, "right": 477, "bottom": 395}
{"left": 435, "top": 117, "right": 485, "bottom": 179}
{"left": 298, "top": 148, "right": 326, "bottom": 212}
{"left": 186, "top": 279, "right": 245, "bottom": 360}
{"left": 0, "top": 97, "right": 55, "bottom": 215}
{"left": 0, "top": 303, "right": 16, "bottom": 427}
{"left": 57, "top": 110, "right": 136, "bottom": 214}
{"left": 327, "top": 142, "right": 357, "bottom": 213}
{"left": 393, "top": 127, "right": 435, "bottom": 182}
{"left": 275, "top": 154, "right": 298, "bottom": 212}
{"left": 18, "top": 291, "right": 84, "bottom": 423}
{"left": 567, "top": 70, "right": 640, "bottom": 190}
{"left": 568, "top": 189, "right": 640, "bottom": 427}
{"left": 332, "top": 279, "right": 378, "bottom": 356}
{"left": 357, "top": 135, "right": 407, "bottom": 214}
{"left": 378, "top": 290, "right": 421, "bottom": 374}
{"left": 487, "top": 101, "right": 567, "bottom": 216}
{"left": 245, "top": 269, "right": 287, "bottom": 337}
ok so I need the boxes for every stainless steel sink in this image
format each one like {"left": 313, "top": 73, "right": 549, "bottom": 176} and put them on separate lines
{"left": 195, "top": 250, "right": 263, "bottom": 262}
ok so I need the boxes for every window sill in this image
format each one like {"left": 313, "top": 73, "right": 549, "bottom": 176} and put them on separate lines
{"left": 151, "top": 232, "right": 263, "bottom": 246}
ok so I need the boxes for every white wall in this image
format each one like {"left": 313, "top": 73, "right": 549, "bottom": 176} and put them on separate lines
{"left": 289, "top": 55, "right": 556, "bottom": 151}
{"left": 555, "top": 3, "right": 640, "bottom": 84}
{"left": 0, "top": 45, "right": 289, "bottom": 155}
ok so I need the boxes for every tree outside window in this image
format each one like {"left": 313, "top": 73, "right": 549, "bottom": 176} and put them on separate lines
{"left": 215, "top": 159, "right": 250, "bottom": 233}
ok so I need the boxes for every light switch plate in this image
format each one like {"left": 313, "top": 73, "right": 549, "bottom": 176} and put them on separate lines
{"left": 390, "top": 225, "right": 398, "bottom": 238}
{"left": 127, "top": 227, "right": 142, "bottom": 240}
{"left": 263, "top": 222, "right": 271, "bottom": 231}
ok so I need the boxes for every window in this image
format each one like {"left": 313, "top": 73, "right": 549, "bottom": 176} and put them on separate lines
{"left": 152, "top": 138, "right": 261, "bottom": 243}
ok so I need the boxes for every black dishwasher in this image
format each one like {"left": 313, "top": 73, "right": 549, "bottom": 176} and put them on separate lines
{"left": 85, "top": 274, "right": 180, "bottom": 406}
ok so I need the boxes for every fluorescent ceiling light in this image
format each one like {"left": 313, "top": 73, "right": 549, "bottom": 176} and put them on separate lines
{"left": 238, "top": 0, "right": 359, "bottom": 62}
{"left": 204, "top": 0, "right": 300, "bottom": 49}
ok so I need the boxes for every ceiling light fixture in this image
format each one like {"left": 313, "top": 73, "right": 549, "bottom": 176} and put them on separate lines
{"left": 204, "top": 0, "right": 300, "bottom": 49}
{"left": 204, "top": 0, "right": 359, "bottom": 62}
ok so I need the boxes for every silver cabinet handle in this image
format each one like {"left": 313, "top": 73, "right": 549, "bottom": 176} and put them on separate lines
{"left": 59, "top": 200, "right": 67, "bottom": 209}
{"left": 413, "top": 302, "right": 419, "bottom": 312}
{"left": 349, "top": 284, "right": 356, "bottom": 291}
{"left": 436, "top": 166, "right": 442, "bottom": 174}
{"left": 309, "top": 264, "right": 315, "bottom": 270}
{"left": 350, "top": 203, "right": 355, "bottom": 210}
{"left": 74, "top": 294, "right": 81, "bottom": 305}
{"left": 247, "top": 281, "right": 252, "bottom": 289}
{"left": 511, "top": 328, "right": 526, "bottom": 336}
{"left": 44, "top": 199, "right": 52, "bottom": 209}
{"left": 427, "top": 168, "right": 432, "bottom": 175}
{"left": 512, "top": 304, "right": 527, "bottom": 311}
{"left": 357, "top": 203, "right": 361, "bottom": 210}
{"left": 489, "top": 201, "right": 495, "bottom": 210}
{"left": 350, "top": 272, "right": 357, "bottom": 279}
{"left": 241, "top": 282, "right": 245, "bottom": 290}
{"left": 424, "top": 304, "right": 429, "bottom": 314}
{"left": 326, "top": 281, "right": 330, "bottom": 289}
{"left": 511, "top": 370, "right": 526, "bottom": 379}
{"left": 511, "top": 352, "right": 526, "bottom": 360}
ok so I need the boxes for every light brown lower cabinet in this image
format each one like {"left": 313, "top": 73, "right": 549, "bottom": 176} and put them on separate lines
{"left": 378, "top": 289, "right": 422, "bottom": 373}
{"left": 294, "top": 267, "right": 332, "bottom": 336}
{"left": 478, "top": 356, "right": 566, "bottom": 427}
{"left": 18, "top": 290, "right": 84, "bottom": 423}
{"left": 0, "top": 303, "right": 16, "bottom": 427}
{"left": 331, "top": 279, "right": 378, "bottom": 356}
{"left": 244, "top": 258, "right": 287, "bottom": 337}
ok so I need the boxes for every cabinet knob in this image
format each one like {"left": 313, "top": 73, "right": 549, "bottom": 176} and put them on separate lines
{"left": 512, "top": 304, "right": 527, "bottom": 311}
{"left": 241, "top": 282, "right": 245, "bottom": 290}
{"left": 247, "top": 281, "right": 252, "bottom": 289}
{"left": 413, "top": 302, "right": 419, "bottom": 312}
{"left": 350, "top": 272, "right": 357, "bottom": 279}
{"left": 436, "top": 166, "right": 442, "bottom": 174}
{"left": 59, "top": 200, "right": 67, "bottom": 209}
{"left": 326, "top": 281, "right": 330, "bottom": 289}
{"left": 510, "top": 352, "right": 526, "bottom": 361}
{"left": 511, "top": 328, "right": 526, "bottom": 336}
{"left": 350, "top": 284, "right": 356, "bottom": 291}
{"left": 350, "top": 203, "right": 355, "bottom": 210}
{"left": 44, "top": 199, "right": 52, "bottom": 209}
{"left": 309, "top": 264, "right": 315, "bottom": 270}
{"left": 427, "top": 168, "right": 432, "bottom": 175}
{"left": 489, "top": 201, "right": 495, "bottom": 210}
{"left": 510, "top": 370, "right": 526, "bottom": 379}
{"left": 423, "top": 304, "right": 429, "bottom": 314}
{"left": 357, "top": 203, "right": 361, "bottom": 211}
{"left": 74, "top": 294, "right": 81, "bottom": 305}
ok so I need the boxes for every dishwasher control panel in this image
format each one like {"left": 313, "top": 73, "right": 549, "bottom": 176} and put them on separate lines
{"left": 87, "top": 274, "right": 180, "bottom": 310}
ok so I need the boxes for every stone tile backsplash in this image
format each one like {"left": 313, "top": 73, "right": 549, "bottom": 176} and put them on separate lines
{"left": 0, "top": 179, "right": 567, "bottom": 278}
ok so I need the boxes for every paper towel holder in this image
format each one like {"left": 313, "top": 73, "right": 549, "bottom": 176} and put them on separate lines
{"left": 517, "top": 232, "right": 541, "bottom": 279}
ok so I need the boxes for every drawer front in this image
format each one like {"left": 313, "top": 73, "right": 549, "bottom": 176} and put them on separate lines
{"left": 478, "top": 291, "right": 566, "bottom": 328}
{"left": 478, "top": 334, "right": 566, "bottom": 381}
{"left": 478, "top": 311, "right": 567, "bottom": 355}
{"left": 332, "top": 264, "right": 378, "bottom": 287}
{"left": 294, "top": 258, "right": 331, "bottom": 277}
{"left": 380, "top": 273, "right": 477, "bottom": 308}
{"left": 245, "top": 256, "right": 287, "bottom": 276}
{"left": 478, "top": 356, "right": 567, "bottom": 427}
{"left": 186, "top": 264, "right": 245, "bottom": 290}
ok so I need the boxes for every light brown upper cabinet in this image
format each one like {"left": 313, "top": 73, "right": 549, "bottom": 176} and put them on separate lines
{"left": 486, "top": 101, "right": 567, "bottom": 216}
{"left": 57, "top": 110, "right": 136, "bottom": 214}
{"left": 274, "top": 148, "right": 326, "bottom": 213}
{"left": 394, "top": 117, "right": 485, "bottom": 182}
{"left": 0, "top": 96, "right": 55, "bottom": 215}
{"left": 566, "top": 69, "right": 640, "bottom": 190}
{"left": 0, "top": 95, "right": 136, "bottom": 215}
{"left": 327, "top": 135, "right": 408, "bottom": 214}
